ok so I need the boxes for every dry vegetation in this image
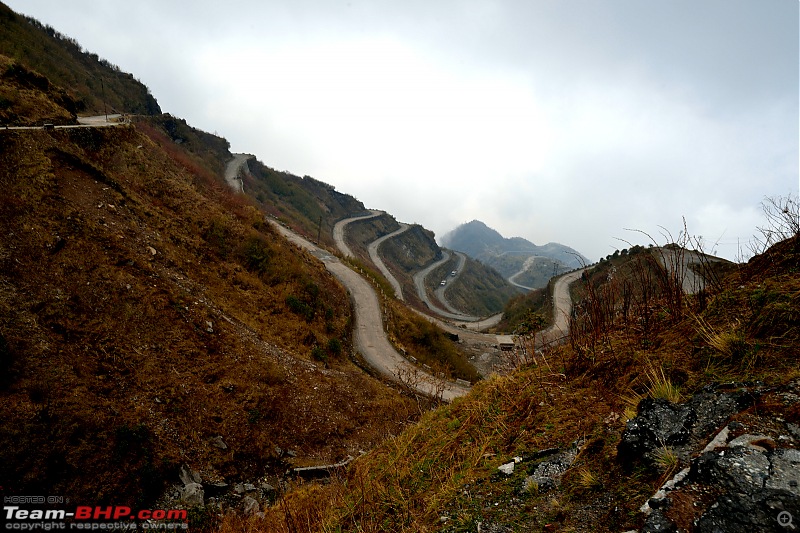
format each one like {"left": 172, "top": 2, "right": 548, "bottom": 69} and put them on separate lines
{"left": 0, "top": 119, "right": 418, "bottom": 506}
{"left": 3, "top": 11, "right": 798, "bottom": 529}
{"left": 230, "top": 228, "right": 799, "bottom": 532}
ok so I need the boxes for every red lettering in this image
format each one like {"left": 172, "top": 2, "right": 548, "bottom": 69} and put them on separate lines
{"left": 113, "top": 507, "right": 131, "bottom": 519}
{"left": 137, "top": 510, "right": 151, "bottom": 520}
{"left": 151, "top": 510, "right": 166, "bottom": 520}
{"left": 167, "top": 510, "right": 187, "bottom": 521}
{"left": 94, "top": 507, "right": 113, "bottom": 519}
{"left": 75, "top": 507, "right": 92, "bottom": 520}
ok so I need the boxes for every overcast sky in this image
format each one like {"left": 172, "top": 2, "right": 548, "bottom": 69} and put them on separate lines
{"left": 7, "top": 0, "right": 799, "bottom": 261}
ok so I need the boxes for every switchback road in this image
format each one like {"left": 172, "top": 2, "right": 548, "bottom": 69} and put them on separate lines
{"left": 367, "top": 223, "right": 410, "bottom": 301}
{"left": 269, "top": 218, "right": 469, "bottom": 401}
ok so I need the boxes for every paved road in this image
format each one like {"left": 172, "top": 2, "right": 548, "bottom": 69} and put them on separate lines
{"left": 224, "top": 154, "right": 252, "bottom": 193}
{"left": 433, "top": 252, "right": 471, "bottom": 315}
{"left": 269, "top": 218, "right": 469, "bottom": 401}
{"left": 3, "top": 114, "right": 126, "bottom": 130}
{"left": 655, "top": 247, "right": 723, "bottom": 294}
{"left": 332, "top": 210, "right": 383, "bottom": 258}
{"left": 538, "top": 268, "right": 586, "bottom": 345}
{"left": 367, "top": 223, "right": 410, "bottom": 301}
{"left": 507, "top": 256, "right": 538, "bottom": 291}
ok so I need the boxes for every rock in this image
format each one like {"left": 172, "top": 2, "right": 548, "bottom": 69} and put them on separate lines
{"left": 618, "top": 388, "right": 751, "bottom": 467}
{"left": 179, "top": 464, "right": 201, "bottom": 486}
{"left": 243, "top": 483, "right": 257, "bottom": 492}
{"left": 147, "top": 246, "right": 157, "bottom": 256}
{"left": 694, "top": 490, "right": 800, "bottom": 533}
{"left": 728, "top": 433, "right": 775, "bottom": 452}
{"left": 204, "top": 482, "right": 229, "bottom": 498}
{"left": 631, "top": 381, "right": 800, "bottom": 533}
{"left": 642, "top": 508, "right": 679, "bottom": 533}
{"left": 524, "top": 441, "right": 582, "bottom": 494}
{"left": 241, "top": 496, "right": 259, "bottom": 516}
{"left": 206, "top": 321, "right": 214, "bottom": 333}
{"left": 764, "top": 448, "right": 800, "bottom": 495}
{"left": 181, "top": 483, "right": 204, "bottom": 507}
{"left": 618, "top": 398, "right": 695, "bottom": 465}
{"left": 692, "top": 448, "right": 770, "bottom": 494}
{"left": 497, "top": 462, "right": 515, "bottom": 475}
{"left": 209, "top": 435, "right": 228, "bottom": 450}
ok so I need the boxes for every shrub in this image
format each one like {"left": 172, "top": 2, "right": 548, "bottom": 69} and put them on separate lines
{"left": 240, "top": 235, "right": 273, "bottom": 276}
{"left": 327, "top": 337, "right": 342, "bottom": 356}
{"left": 311, "top": 345, "right": 327, "bottom": 363}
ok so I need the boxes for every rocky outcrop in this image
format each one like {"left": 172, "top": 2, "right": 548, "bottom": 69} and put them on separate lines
{"left": 619, "top": 380, "right": 800, "bottom": 532}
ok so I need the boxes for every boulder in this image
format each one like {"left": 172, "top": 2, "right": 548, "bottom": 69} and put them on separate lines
{"left": 178, "top": 464, "right": 201, "bottom": 486}
{"left": 180, "top": 483, "right": 204, "bottom": 507}
{"left": 241, "top": 496, "right": 260, "bottom": 516}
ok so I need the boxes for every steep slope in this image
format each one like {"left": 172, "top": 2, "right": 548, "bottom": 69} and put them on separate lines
{"left": 258, "top": 233, "right": 799, "bottom": 533}
{"left": 242, "top": 157, "right": 367, "bottom": 248}
{"left": 0, "top": 54, "right": 80, "bottom": 126}
{"left": 0, "top": 63, "right": 415, "bottom": 506}
{"left": 0, "top": 2, "right": 160, "bottom": 116}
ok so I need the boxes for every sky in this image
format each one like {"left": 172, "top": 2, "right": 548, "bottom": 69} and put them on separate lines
{"left": 7, "top": 0, "right": 799, "bottom": 261}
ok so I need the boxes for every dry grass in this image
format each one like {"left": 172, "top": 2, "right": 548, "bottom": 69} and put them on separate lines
{"left": 0, "top": 123, "right": 417, "bottom": 506}
{"left": 574, "top": 467, "right": 603, "bottom": 491}
{"left": 653, "top": 445, "right": 680, "bottom": 476}
{"left": 694, "top": 315, "right": 747, "bottom": 358}
{"left": 644, "top": 364, "right": 682, "bottom": 403}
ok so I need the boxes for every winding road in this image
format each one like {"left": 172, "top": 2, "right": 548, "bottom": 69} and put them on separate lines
{"left": 270, "top": 218, "right": 469, "bottom": 401}
{"left": 367, "top": 223, "right": 410, "bottom": 301}
{"left": 507, "top": 256, "right": 538, "bottom": 291}
{"left": 538, "top": 268, "right": 586, "bottom": 345}
{"left": 224, "top": 154, "right": 252, "bottom": 193}
{"left": 412, "top": 250, "right": 474, "bottom": 321}
{"left": 332, "top": 210, "right": 383, "bottom": 258}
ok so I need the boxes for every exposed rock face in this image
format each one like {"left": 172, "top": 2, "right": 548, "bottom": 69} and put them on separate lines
{"left": 618, "top": 385, "right": 755, "bottom": 466}
{"left": 620, "top": 381, "right": 800, "bottom": 532}
{"left": 180, "top": 483, "right": 204, "bottom": 507}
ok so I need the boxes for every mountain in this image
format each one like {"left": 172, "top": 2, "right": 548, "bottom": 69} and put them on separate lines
{"left": 0, "top": 12, "right": 418, "bottom": 506}
{"left": 440, "top": 220, "right": 589, "bottom": 287}
{"left": 271, "top": 234, "right": 800, "bottom": 532}
{"left": 0, "top": 2, "right": 160, "bottom": 118}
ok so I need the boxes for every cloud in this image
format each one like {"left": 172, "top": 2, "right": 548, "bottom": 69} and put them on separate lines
{"left": 6, "top": 0, "right": 797, "bottom": 263}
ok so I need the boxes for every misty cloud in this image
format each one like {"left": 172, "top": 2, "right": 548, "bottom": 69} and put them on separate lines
{"left": 8, "top": 0, "right": 797, "bottom": 261}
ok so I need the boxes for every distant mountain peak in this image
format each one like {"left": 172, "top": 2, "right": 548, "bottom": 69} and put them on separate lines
{"left": 440, "top": 220, "right": 588, "bottom": 269}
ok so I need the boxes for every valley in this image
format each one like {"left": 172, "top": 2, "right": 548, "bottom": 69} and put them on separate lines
{"left": 1, "top": 4, "right": 798, "bottom": 532}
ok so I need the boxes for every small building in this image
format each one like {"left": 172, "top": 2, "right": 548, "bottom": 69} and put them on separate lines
{"left": 496, "top": 335, "right": 515, "bottom": 351}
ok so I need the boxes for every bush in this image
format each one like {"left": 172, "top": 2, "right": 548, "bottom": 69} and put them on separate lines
{"left": 327, "top": 337, "right": 342, "bottom": 356}
{"left": 311, "top": 345, "right": 328, "bottom": 363}
{"left": 240, "top": 235, "right": 273, "bottom": 276}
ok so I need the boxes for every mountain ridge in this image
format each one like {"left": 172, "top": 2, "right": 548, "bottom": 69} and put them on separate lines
{"left": 440, "top": 219, "right": 589, "bottom": 289}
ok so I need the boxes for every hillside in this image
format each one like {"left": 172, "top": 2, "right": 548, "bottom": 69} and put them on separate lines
{"left": 0, "top": 2, "right": 160, "bottom": 117}
{"left": 441, "top": 220, "right": 588, "bottom": 290}
{"left": 0, "top": 52, "right": 417, "bottom": 507}
{"left": 245, "top": 231, "right": 800, "bottom": 532}
{"left": 336, "top": 213, "right": 518, "bottom": 317}
{"left": 242, "top": 156, "right": 367, "bottom": 248}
